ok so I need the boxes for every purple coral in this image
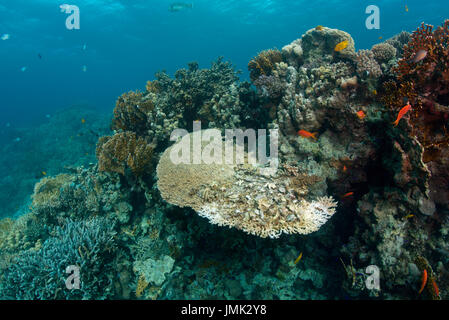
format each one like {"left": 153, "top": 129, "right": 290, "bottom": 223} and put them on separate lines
{"left": 355, "top": 49, "right": 382, "bottom": 78}
{"left": 253, "top": 75, "right": 285, "bottom": 99}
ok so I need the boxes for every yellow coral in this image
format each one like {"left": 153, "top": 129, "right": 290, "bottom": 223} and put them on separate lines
{"left": 135, "top": 274, "right": 149, "bottom": 298}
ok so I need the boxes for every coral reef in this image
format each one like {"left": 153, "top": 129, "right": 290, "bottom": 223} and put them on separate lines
{"left": 2, "top": 22, "right": 449, "bottom": 301}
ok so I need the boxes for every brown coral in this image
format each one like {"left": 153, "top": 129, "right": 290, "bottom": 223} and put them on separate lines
{"left": 248, "top": 49, "right": 283, "bottom": 82}
{"left": 96, "top": 132, "right": 155, "bottom": 176}
{"left": 112, "top": 91, "right": 154, "bottom": 134}
{"left": 382, "top": 21, "right": 449, "bottom": 208}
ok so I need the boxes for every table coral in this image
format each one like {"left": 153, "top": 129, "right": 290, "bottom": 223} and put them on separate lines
{"left": 156, "top": 132, "right": 337, "bottom": 239}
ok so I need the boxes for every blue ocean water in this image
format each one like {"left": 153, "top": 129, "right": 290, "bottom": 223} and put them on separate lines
{"left": 1, "top": 0, "right": 448, "bottom": 127}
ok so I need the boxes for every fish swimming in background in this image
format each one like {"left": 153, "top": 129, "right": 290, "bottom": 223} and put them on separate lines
{"left": 169, "top": 3, "right": 193, "bottom": 12}
{"left": 83, "top": 43, "right": 87, "bottom": 51}
{"left": 334, "top": 40, "right": 349, "bottom": 52}
{"left": 405, "top": 5, "right": 409, "bottom": 12}
{"left": 297, "top": 129, "right": 317, "bottom": 140}
{"left": 410, "top": 49, "right": 427, "bottom": 63}
{"left": 392, "top": 102, "right": 412, "bottom": 126}
{"left": 342, "top": 192, "right": 354, "bottom": 198}
{"left": 20, "top": 66, "right": 27, "bottom": 72}
{"left": 81, "top": 118, "right": 86, "bottom": 124}
{"left": 356, "top": 110, "right": 366, "bottom": 120}
{"left": 38, "top": 53, "right": 42, "bottom": 59}
{"left": 82, "top": 65, "right": 87, "bottom": 72}
{"left": 1, "top": 34, "right": 10, "bottom": 40}
{"left": 41, "top": 171, "right": 47, "bottom": 176}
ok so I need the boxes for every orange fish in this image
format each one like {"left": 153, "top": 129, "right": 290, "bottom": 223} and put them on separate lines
{"left": 418, "top": 269, "right": 427, "bottom": 294}
{"left": 297, "top": 130, "right": 317, "bottom": 140}
{"left": 405, "top": 5, "right": 409, "bottom": 12}
{"left": 342, "top": 192, "right": 354, "bottom": 198}
{"left": 411, "top": 49, "right": 427, "bottom": 63}
{"left": 335, "top": 40, "right": 349, "bottom": 52}
{"left": 343, "top": 165, "right": 347, "bottom": 172}
{"left": 432, "top": 279, "right": 439, "bottom": 296}
{"left": 356, "top": 110, "right": 366, "bottom": 120}
{"left": 393, "top": 102, "right": 412, "bottom": 126}
{"left": 81, "top": 118, "right": 86, "bottom": 124}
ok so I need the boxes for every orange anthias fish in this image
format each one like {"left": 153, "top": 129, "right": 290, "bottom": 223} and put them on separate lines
{"left": 342, "top": 192, "right": 354, "bottom": 198}
{"left": 81, "top": 118, "right": 86, "bottom": 124}
{"left": 432, "top": 279, "right": 439, "bottom": 297}
{"left": 418, "top": 269, "right": 428, "bottom": 294}
{"left": 356, "top": 110, "right": 366, "bottom": 120}
{"left": 335, "top": 40, "right": 349, "bottom": 52}
{"left": 393, "top": 102, "right": 412, "bottom": 126}
{"left": 297, "top": 130, "right": 317, "bottom": 140}
{"left": 411, "top": 49, "right": 427, "bottom": 63}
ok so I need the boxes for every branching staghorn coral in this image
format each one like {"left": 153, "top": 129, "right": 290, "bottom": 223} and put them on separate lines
{"left": 156, "top": 132, "right": 337, "bottom": 239}
{"left": 0, "top": 217, "right": 117, "bottom": 300}
{"left": 96, "top": 131, "right": 155, "bottom": 176}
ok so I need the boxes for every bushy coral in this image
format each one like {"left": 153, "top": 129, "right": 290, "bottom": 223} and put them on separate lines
{"left": 383, "top": 20, "right": 449, "bottom": 207}
{"left": 253, "top": 75, "right": 286, "bottom": 99}
{"left": 0, "top": 217, "right": 117, "bottom": 300}
{"left": 355, "top": 49, "right": 382, "bottom": 78}
{"left": 96, "top": 131, "right": 155, "bottom": 176}
{"left": 371, "top": 43, "right": 397, "bottom": 63}
{"left": 248, "top": 49, "right": 283, "bottom": 82}
{"left": 112, "top": 91, "right": 154, "bottom": 134}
